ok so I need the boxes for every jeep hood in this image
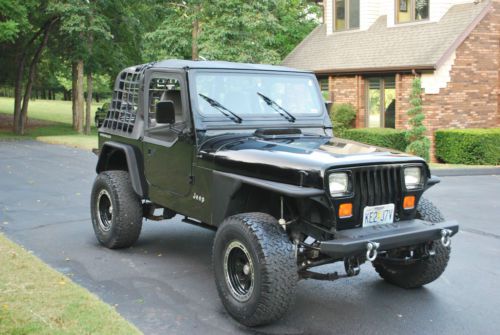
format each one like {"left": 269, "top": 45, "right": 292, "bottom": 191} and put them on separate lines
{"left": 199, "top": 135, "right": 425, "bottom": 189}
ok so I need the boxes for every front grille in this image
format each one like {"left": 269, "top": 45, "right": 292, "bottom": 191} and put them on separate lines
{"left": 354, "top": 165, "right": 403, "bottom": 209}
{"left": 334, "top": 165, "right": 405, "bottom": 230}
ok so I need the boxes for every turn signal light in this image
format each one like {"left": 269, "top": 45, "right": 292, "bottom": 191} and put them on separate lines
{"left": 403, "top": 196, "right": 416, "bottom": 209}
{"left": 338, "top": 203, "right": 353, "bottom": 218}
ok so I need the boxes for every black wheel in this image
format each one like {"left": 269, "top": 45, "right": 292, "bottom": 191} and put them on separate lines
{"left": 213, "top": 213, "right": 298, "bottom": 326}
{"left": 90, "top": 171, "right": 143, "bottom": 249}
{"left": 373, "top": 197, "right": 451, "bottom": 288}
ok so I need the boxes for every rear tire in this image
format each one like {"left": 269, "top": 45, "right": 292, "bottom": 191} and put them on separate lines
{"left": 373, "top": 197, "right": 451, "bottom": 288}
{"left": 213, "top": 213, "right": 297, "bottom": 326}
{"left": 90, "top": 171, "right": 143, "bottom": 249}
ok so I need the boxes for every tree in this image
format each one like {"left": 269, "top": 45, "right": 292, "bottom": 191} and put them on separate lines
{"left": 144, "top": 0, "right": 320, "bottom": 64}
{"left": 405, "top": 77, "right": 430, "bottom": 161}
{"left": 50, "top": 0, "right": 147, "bottom": 133}
{"left": 49, "top": 0, "right": 115, "bottom": 133}
{"left": 2, "top": 0, "right": 61, "bottom": 135}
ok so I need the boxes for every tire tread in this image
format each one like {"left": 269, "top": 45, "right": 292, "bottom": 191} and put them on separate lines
{"left": 373, "top": 197, "right": 450, "bottom": 288}
{"left": 213, "top": 212, "right": 297, "bottom": 326}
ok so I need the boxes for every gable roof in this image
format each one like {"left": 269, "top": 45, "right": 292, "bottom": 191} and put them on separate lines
{"left": 283, "top": 1, "right": 492, "bottom": 74}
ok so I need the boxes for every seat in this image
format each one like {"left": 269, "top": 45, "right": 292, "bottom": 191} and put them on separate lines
{"left": 160, "top": 90, "right": 183, "bottom": 123}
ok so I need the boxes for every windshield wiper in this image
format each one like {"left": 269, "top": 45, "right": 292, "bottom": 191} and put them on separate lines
{"left": 198, "top": 93, "right": 242, "bottom": 124}
{"left": 257, "top": 92, "right": 296, "bottom": 123}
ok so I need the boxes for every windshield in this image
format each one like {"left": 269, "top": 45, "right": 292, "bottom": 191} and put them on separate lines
{"left": 192, "top": 71, "right": 324, "bottom": 120}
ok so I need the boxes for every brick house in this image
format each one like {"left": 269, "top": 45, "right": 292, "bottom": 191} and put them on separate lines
{"left": 283, "top": 0, "right": 500, "bottom": 160}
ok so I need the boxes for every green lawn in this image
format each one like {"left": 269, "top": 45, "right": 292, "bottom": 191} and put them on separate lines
{"left": 0, "top": 234, "right": 141, "bottom": 335}
{"left": 0, "top": 97, "right": 101, "bottom": 150}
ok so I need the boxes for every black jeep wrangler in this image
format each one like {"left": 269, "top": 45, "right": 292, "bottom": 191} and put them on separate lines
{"left": 91, "top": 60, "right": 458, "bottom": 326}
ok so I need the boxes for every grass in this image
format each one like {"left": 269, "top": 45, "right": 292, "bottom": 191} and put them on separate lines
{"left": 0, "top": 97, "right": 101, "bottom": 150}
{"left": 0, "top": 233, "right": 142, "bottom": 335}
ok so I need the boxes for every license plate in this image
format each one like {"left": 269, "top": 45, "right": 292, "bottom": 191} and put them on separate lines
{"left": 363, "top": 204, "right": 395, "bottom": 227}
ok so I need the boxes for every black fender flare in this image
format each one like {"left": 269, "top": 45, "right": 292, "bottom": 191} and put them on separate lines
{"left": 96, "top": 141, "right": 146, "bottom": 197}
{"left": 211, "top": 171, "right": 324, "bottom": 226}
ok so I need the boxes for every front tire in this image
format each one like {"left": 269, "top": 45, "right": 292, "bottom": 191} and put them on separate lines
{"left": 373, "top": 197, "right": 451, "bottom": 288}
{"left": 90, "top": 171, "right": 143, "bottom": 249}
{"left": 213, "top": 213, "right": 298, "bottom": 326}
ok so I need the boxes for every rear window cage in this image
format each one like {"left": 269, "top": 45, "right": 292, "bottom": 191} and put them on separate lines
{"left": 102, "top": 64, "right": 149, "bottom": 135}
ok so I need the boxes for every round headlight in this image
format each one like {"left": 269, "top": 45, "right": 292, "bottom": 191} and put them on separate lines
{"left": 329, "top": 173, "right": 349, "bottom": 196}
{"left": 404, "top": 167, "right": 422, "bottom": 189}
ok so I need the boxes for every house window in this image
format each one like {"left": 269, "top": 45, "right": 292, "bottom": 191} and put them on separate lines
{"left": 396, "top": 0, "right": 429, "bottom": 23}
{"left": 334, "top": 0, "right": 360, "bottom": 31}
{"left": 319, "top": 78, "right": 330, "bottom": 100}
{"left": 366, "top": 77, "right": 396, "bottom": 128}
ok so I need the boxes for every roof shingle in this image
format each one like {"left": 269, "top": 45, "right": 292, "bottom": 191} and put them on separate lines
{"left": 283, "top": 1, "right": 491, "bottom": 73}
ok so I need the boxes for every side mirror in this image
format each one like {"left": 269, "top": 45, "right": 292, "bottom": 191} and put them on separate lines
{"left": 325, "top": 101, "right": 333, "bottom": 113}
{"left": 156, "top": 101, "right": 175, "bottom": 124}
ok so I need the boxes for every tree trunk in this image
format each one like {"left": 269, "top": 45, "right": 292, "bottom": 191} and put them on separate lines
{"left": 13, "top": 57, "right": 26, "bottom": 133}
{"left": 85, "top": 71, "right": 93, "bottom": 135}
{"left": 74, "top": 60, "right": 84, "bottom": 133}
{"left": 72, "top": 62, "right": 77, "bottom": 128}
{"left": 13, "top": 16, "right": 59, "bottom": 134}
{"left": 192, "top": 17, "right": 200, "bottom": 60}
{"left": 95, "top": 93, "right": 99, "bottom": 103}
{"left": 17, "top": 18, "right": 57, "bottom": 135}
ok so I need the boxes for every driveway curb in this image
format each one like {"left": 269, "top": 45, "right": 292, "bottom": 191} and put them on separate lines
{"left": 431, "top": 167, "right": 500, "bottom": 177}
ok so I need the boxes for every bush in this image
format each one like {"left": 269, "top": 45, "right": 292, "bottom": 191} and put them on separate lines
{"left": 342, "top": 128, "right": 409, "bottom": 152}
{"left": 435, "top": 128, "right": 500, "bottom": 165}
{"left": 330, "top": 103, "right": 356, "bottom": 136}
{"left": 405, "top": 77, "right": 430, "bottom": 161}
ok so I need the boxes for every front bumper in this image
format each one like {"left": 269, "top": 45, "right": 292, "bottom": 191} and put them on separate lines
{"left": 319, "top": 219, "right": 459, "bottom": 259}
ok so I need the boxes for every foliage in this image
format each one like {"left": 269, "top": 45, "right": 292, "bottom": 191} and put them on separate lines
{"left": 144, "top": 0, "right": 320, "bottom": 63}
{"left": 330, "top": 103, "right": 356, "bottom": 137}
{"left": 435, "top": 128, "right": 500, "bottom": 165}
{"left": 0, "top": 0, "right": 32, "bottom": 43}
{"left": 343, "top": 128, "right": 410, "bottom": 152}
{"left": 405, "top": 77, "right": 430, "bottom": 161}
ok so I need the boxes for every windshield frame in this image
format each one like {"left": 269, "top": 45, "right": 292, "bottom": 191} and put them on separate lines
{"left": 187, "top": 69, "right": 329, "bottom": 130}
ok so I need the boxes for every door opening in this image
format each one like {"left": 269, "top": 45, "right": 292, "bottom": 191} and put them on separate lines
{"left": 366, "top": 77, "right": 396, "bottom": 128}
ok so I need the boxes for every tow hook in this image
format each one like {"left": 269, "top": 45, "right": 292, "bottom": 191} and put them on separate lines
{"left": 441, "top": 229, "right": 452, "bottom": 247}
{"left": 344, "top": 257, "right": 361, "bottom": 276}
{"left": 366, "top": 241, "right": 380, "bottom": 262}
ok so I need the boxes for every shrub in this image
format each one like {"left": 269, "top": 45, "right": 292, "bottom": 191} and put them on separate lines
{"left": 342, "top": 128, "right": 409, "bottom": 152}
{"left": 435, "top": 128, "right": 500, "bottom": 165}
{"left": 405, "top": 77, "right": 430, "bottom": 161}
{"left": 330, "top": 103, "right": 356, "bottom": 137}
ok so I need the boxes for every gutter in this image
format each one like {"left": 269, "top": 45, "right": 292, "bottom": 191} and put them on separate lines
{"left": 314, "top": 65, "right": 435, "bottom": 76}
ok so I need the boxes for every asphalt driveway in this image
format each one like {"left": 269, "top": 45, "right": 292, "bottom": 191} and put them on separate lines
{"left": 1, "top": 140, "right": 499, "bottom": 335}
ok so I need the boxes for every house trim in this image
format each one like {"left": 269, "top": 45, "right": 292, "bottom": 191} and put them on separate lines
{"left": 314, "top": 65, "right": 434, "bottom": 75}
{"left": 435, "top": 1, "right": 493, "bottom": 68}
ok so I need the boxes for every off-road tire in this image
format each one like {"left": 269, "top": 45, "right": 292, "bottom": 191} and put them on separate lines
{"left": 213, "top": 213, "right": 298, "bottom": 326}
{"left": 373, "top": 197, "right": 450, "bottom": 288}
{"left": 90, "top": 171, "right": 142, "bottom": 249}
